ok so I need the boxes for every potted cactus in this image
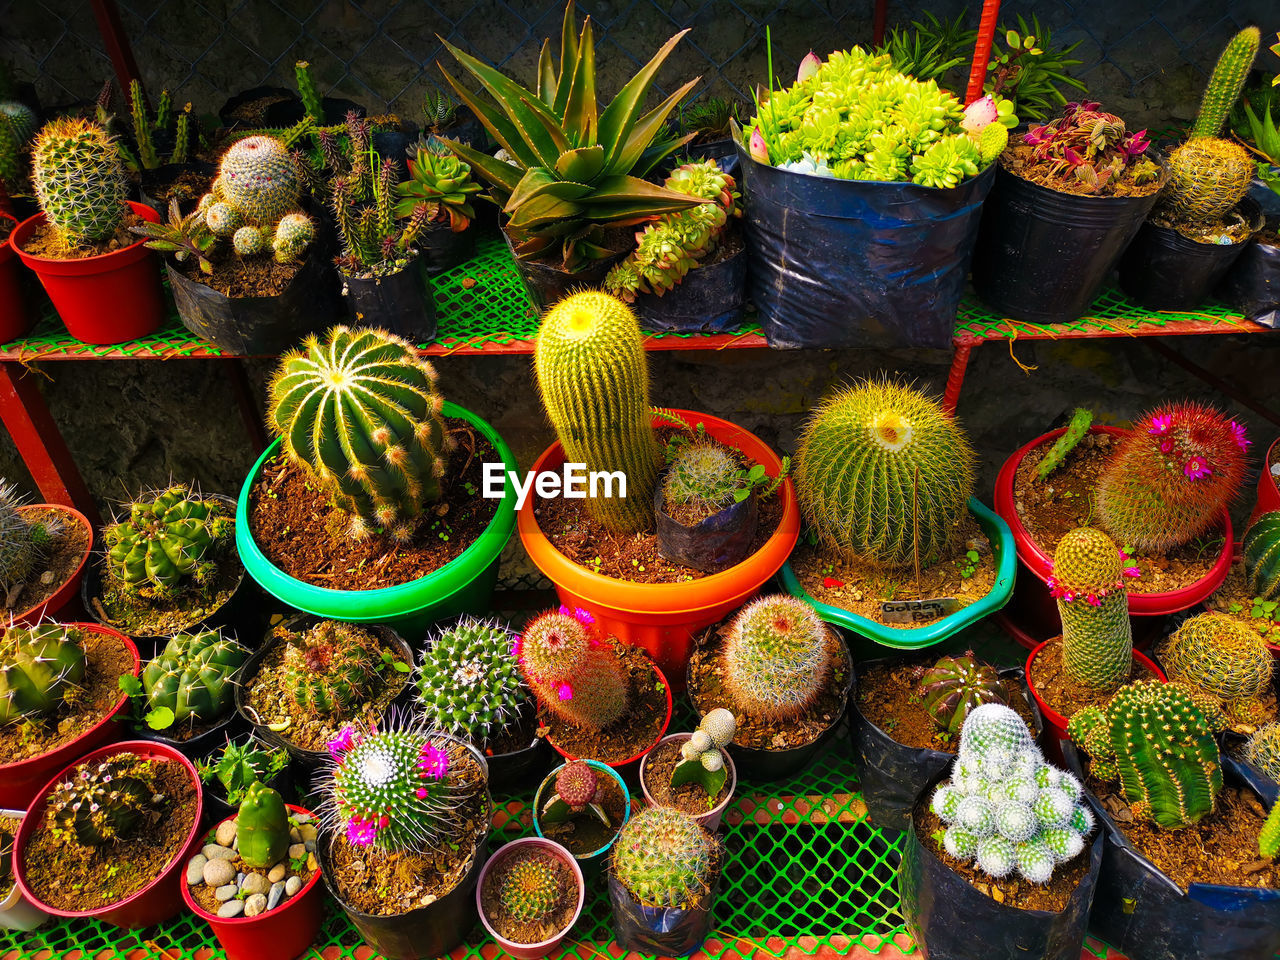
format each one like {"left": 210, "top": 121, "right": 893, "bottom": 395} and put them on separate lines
{"left": 0, "top": 809, "right": 48, "bottom": 931}
{"left": 85, "top": 485, "right": 246, "bottom": 647}
{"left": 111, "top": 79, "right": 209, "bottom": 215}
{"left": 1154, "top": 612, "right": 1275, "bottom": 731}
{"left": 900, "top": 704, "right": 1102, "bottom": 960}
{"left": 607, "top": 805, "right": 723, "bottom": 957}
{"left": 415, "top": 615, "right": 545, "bottom": 792}
{"left": 639, "top": 708, "right": 738, "bottom": 830}
{"left": 1066, "top": 681, "right": 1280, "bottom": 960}
{"left": 1238, "top": 722, "right": 1280, "bottom": 805}
{"left": 517, "top": 290, "right": 799, "bottom": 681}
{"left": 0, "top": 621, "right": 140, "bottom": 808}
{"left": 1206, "top": 510, "right": 1280, "bottom": 651}
{"left": 779, "top": 381, "right": 1016, "bottom": 646}
{"left": 197, "top": 733, "right": 293, "bottom": 826}
{"left": 0, "top": 479, "right": 94, "bottom": 626}
{"left": 10, "top": 116, "right": 165, "bottom": 344}
{"left": 394, "top": 142, "right": 481, "bottom": 276}
{"left": 236, "top": 325, "right": 518, "bottom": 635}
{"left": 476, "top": 837, "right": 585, "bottom": 959}
{"left": 235, "top": 615, "right": 413, "bottom": 771}
{"left": 12, "top": 741, "right": 204, "bottom": 929}
{"left": 0, "top": 94, "right": 38, "bottom": 210}
{"left": 673, "top": 97, "right": 744, "bottom": 169}
{"left": 516, "top": 607, "right": 671, "bottom": 770}
{"left": 182, "top": 785, "right": 325, "bottom": 960}
{"left": 533, "top": 759, "right": 631, "bottom": 864}
{"left": 316, "top": 717, "right": 493, "bottom": 960}
{"left": 686, "top": 595, "right": 853, "bottom": 781}
{"left": 1119, "top": 28, "right": 1263, "bottom": 309}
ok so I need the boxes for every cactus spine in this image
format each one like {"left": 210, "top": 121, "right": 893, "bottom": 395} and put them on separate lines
{"left": 663, "top": 442, "right": 742, "bottom": 519}
{"left": 103, "top": 486, "right": 232, "bottom": 598}
{"left": 0, "top": 624, "right": 88, "bottom": 725}
{"left": 295, "top": 61, "right": 324, "bottom": 125}
{"left": 416, "top": 616, "right": 527, "bottom": 746}
{"left": 268, "top": 326, "right": 453, "bottom": 540}
{"left": 282, "top": 620, "right": 382, "bottom": 716}
{"left": 611, "top": 806, "right": 719, "bottom": 909}
{"left": 499, "top": 853, "right": 564, "bottom": 922}
{"left": 516, "top": 608, "right": 630, "bottom": 732}
{"left": 0, "top": 480, "right": 56, "bottom": 597}
{"left": 721, "top": 596, "right": 831, "bottom": 721}
{"left": 47, "top": 754, "right": 165, "bottom": 845}
{"left": 1051, "top": 527, "right": 1135, "bottom": 692}
{"left": 237, "top": 782, "right": 290, "bottom": 869}
{"left": 794, "top": 381, "right": 976, "bottom": 568}
{"left": 1247, "top": 723, "right": 1280, "bottom": 783}
{"left": 1191, "top": 27, "right": 1260, "bottom": 140}
{"left": 1244, "top": 512, "right": 1280, "bottom": 601}
{"left": 534, "top": 291, "right": 661, "bottom": 534}
{"left": 1261, "top": 800, "right": 1280, "bottom": 859}
{"left": 30, "top": 117, "right": 128, "bottom": 248}
{"left": 142, "top": 630, "right": 247, "bottom": 725}
{"left": 1035, "top": 409, "right": 1093, "bottom": 481}
{"left": 1156, "top": 612, "right": 1273, "bottom": 724}
{"left": 916, "top": 653, "right": 1008, "bottom": 734}
{"left": 197, "top": 736, "right": 288, "bottom": 803}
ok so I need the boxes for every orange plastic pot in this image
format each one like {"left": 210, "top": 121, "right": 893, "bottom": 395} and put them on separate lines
{"left": 517, "top": 410, "right": 799, "bottom": 682}
{"left": 0, "top": 211, "right": 34, "bottom": 342}
{"left": 8, "top": 504, "right": 93, "bottom": 626}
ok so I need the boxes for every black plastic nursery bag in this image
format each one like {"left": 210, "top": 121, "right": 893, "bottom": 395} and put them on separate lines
{"left": 654, "top": 483, "right": 757, "bottom": 573}
{"left": 1218, "top": 236, "right": 1280, "bottom": 328}
{"left": 607, "top": 872, "right": 717, "bottom": 958}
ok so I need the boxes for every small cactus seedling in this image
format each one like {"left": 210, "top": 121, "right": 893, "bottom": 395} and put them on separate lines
{"left": 498, "top": 852, "right": 565, "bottom": 922}
{"left": 0, "top": 623, "right": 88, "bottom": 725}
{"left": 516, "top": 607, "right": 630, "bottom": 732}
{"left": 1246, "top": 723, "right": 1280, "bottom": 783}
{"left": 611, "top": 806, "right": 720, "bottom": 909}
{"left": 102, "top": 486, "right": 232, "bottom": 599}
{"left": 237, "top": 781, "right": 290, "bottom": 869}
{"left": 722, "top": 596, "right": 831, "bottom": 721}
{"left": 141, "top": 630, "right": 247, "bottom": 727}
{"left": 539, "top": 760, "right": 612, "bottom": 829}
{"left": 416, "top": 617, "right": 527, "bottom": 747}
{"left": 282, "top": 620, "right": 383, "bottom": 717}
{"left": 1050, "top": 527, "right": 1137, "bottom": 693}
{"left": 1157, "top": 612, "right": 1273, "bottom": 724}
{"left": 196, "top": 736, "right": 290, "bottom": 805}
{"left": 0, "top": 480, "right": 59, "bottom": 603}
{"left": 1034, "top": 409, "right": 1093, "bottom": 481}
{"left": 915, "top": 652, "right": 1008, "bottom": 734}
{"left": 47, "top": 754, "right": 166, "bottom": 845}
{"left": 931, "top": 704, "right": 1093, "bottom": 883}
{"left": 670, "top": 708, "right": 736, "bottom": 798}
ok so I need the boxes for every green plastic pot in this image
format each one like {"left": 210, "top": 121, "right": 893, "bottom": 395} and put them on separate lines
{"left": 235, "top": 401, "right": 516, "bottom": 636}
{"left": 778, "top": 497, "right": 1016, "bottom": 650}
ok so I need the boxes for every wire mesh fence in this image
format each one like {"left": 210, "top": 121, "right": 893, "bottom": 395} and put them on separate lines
{"left": 2, "top": 0, "right": 1277, "bottom": 133}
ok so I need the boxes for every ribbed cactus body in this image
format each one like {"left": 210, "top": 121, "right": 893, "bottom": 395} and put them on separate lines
{"left": 722, "top": 596, "right": 831, "bottom": 721}
{"left": 0, "top": 624, "right": 88, "bottom": 725}
{"left": 48, "top": 754, "right": 165, "bottom": 845}
{"left": 534, "top": 291, "right": 661, "bottom": 535}
{"left": 268, "top": 326, "right": 452, "bottom": 541}
{"left": 0, "top": 481, "right": 53, "bottom": 591}
{"left": 103, "top": 486, "right": 231, "bottom": 597}
{"left": 1035, "top": 409, "right": 1093, "bottom": 482}
{"left": 142, "top": 630, "right": 246, "bottom": 724}
{"left": 794, "top": 381, "right": 976, "bottom": 568}
{"left": 30, "top": 117, "right": 128, "bottom": 247}
{"left": 917, "top": 654, "right": 1007, "bottom": 734}
{"left": 517, "top": 609, "right": 630, "bottom": 731}
{"left": 217, "top": 136, "right": 301, "bottom": 225}
{"left": 1245, "top": 512, "right": 1280, "bottom": 601}
{"left": 1260, "top": 801, "right": 1280, "bottom": 859}
{"left": 1157, "top": 612, "right": 1273, "bottom": 723}
{"left": 237, "top": 782, "right": 290, "bottom": 869}
{"left": 0, "top": 102, "right": 37, "bottom": 143}
{"left": 283, "top": 620, "right": 381, "bottom": 716}
{"left": 1164, "top": 139, "right": 1255, "bottom": 221}
{"left": 1191, "top": 27, "right": 1260, "bottom": 140}
{"left": 499, "top": 853, "right": 563, "bottom": 921}
{"left": 1052, "top": 527, "right": 1133, "bottom": 692}
{"left": 1068, "top": 681, "right": 1223, "bottom": 829}
{"left": 417, "top": 617, "right": 526, "bottom": 745}
{"left": 611, "top": 806, "right": 719, "bottom": 908}
{"left": 554, "top": 760, "right": 599, "bottom": 809}
{"left": 0, "top": 102, "right": 35, "bottom": 186}
{"left": 1248, "top": 724, "right": 1280, "bottom": 782}
{"left": 272, "top": 212, "right": 314, "bottom": 263}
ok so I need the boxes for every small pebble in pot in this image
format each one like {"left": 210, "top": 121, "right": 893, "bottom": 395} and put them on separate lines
{"left": 215, "top": 884, "right": 237, "bottom": 902}
{"left": 241, "top": 873, "right": 270, "bottom": 896}
{"left": 216, "top": 820, "right": 237, "bottom": 847}
{"left": 185, "top": 855, "right": 207, "bottom": 885}
{"left": 268, "top": 864, "right": 286, "bottom": 883}
{"left": 288, "top": 843, "right": 306, "bottom": 860}
{"left": 267, "top": 881, "right": 285, "bottom": 911}
{"left": 244, "top": 893, "right": 268, "bottom": 918}
{"left": 203, "top": 844, "right": 235, "bottom": 861}
{"left": 284, "top": 875, "right": 302, "bottom": 897}
{"left": 203, "top": 859, "right": 235, "bottom": 888}
{"left": 217, "top": 900, "right": 244, "bottom": 919}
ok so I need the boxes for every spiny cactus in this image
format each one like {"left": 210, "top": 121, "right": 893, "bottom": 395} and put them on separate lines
{"left": 103, "top": 486, "right": 232, "bottom": 599}
{"left": 1035, "top": 409, "right": 1093, "bottom": 482}
{"left": 321, "top": 717, "right": 485, "bottom": 852}
{"left": 0, "top": 102, "right": 36, "bottom": 143}
{"left": 516, "top": 607, "right": 630, "bottom": 732}
{"left": 282, "top": 620, "right": 382, "bottom": 716}
{"left": 499, "top": 852, "right": 564, "bottom": 922}
{"left": 416, "top": 617, "right": 527, "bottom": 746}
{"left": 142, "top": 630, "right": 247, "bottom": 725}
{"left": 0, "top": 480, "right": 57, "bottom": 598}
{"left": 125, "top": 80, "right": 190, "bottom": 169}
{"left": 268, "top": 326, "right": 454, "bottom": 541}
{"left": 722, "top": 596, "right": 831, "bottom": 721}
{"left": 663, "top": 442, "right": 742, "bottom": 520}
{"left": 1192, "top": 27, "right": 1261, "bottom": 140}
{"left": 30, "top": 117, "right": 129, "bottom": 248}
{"left": 47, "top": 754, "right": 166, "bottom": 845}
{"left": 1247, "top": 723, "right": 1280, "bottom": 783}
{"left": 539, "top": 759, "right": 613, "bottom": 829}
{"left": 1096, "top": 402, "right": 1250, "bottom": 553}
{"left": 233, "top": 225, "right": 266, "bottom": 256}
{"left": 1261, "top": 800, "right": 1280, "bottom": 859}
{"left": 1068, "top": 680, "right": 1225, "bottom": 829}
{"left": 915, "top": 652, "right": 1008, "bottom": 734}
{"left": 197, "top": 736, "right": 289, "bottom": 804}
{"left": 272, "top": 211, "right": 314, "bottom": 264}
{"left": 0, "top": 102, "right": 36, "bottom": 187}
{"left": 1050, "top": 527, "right": 1137, "bottom": 692}
{"left": 294, "top": 61, "right": 324, "bottom": 125}
{"left": 612, "top": 806, "right": 720, "bottom": 909}
{"left": 794, "top": 381, "right": 976, "bottom": 568}
{"left": 215, "top": 135, "right": 301, "bottom": 225}
{"left": 1157, "top": 612, "right": 1273, "bottom": 724}
{"left": 0, "top": 623, "right": 87, "bottom": 725}
{"left": 1245, "top": 512, "right": 1280, "bottom": 602}
{"left": 237, "top": 781, "right": 290, "bottom": 869}
{"left": 671, "top": 708, "right": 736, "bottom": 797}
{"left": 534, "top": 291, "right": 661, "bottom": 535}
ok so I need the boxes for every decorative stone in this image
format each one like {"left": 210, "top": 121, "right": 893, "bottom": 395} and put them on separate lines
{"left": 215, "top": 884, "right": 237, "bottom": 902}
{"left": 304, "top": 840, "right": 316, "bottom": 853}
{"left": 298, "top": 824, "right": 317, "bottom": 843}
{"left": 203, "top": 843, "right": 236, "bottom": 861}
{"left": 290, "top": 827, "right": 301, "bottom": 842}
{"left": 185, "top": 855, "right": 207, "bottom": 885}
{"left": 216, "top": 820, "right": 237, "bottom": 846}
{"left": 284, "top": 876, "right": 302, "bottom": 897}
{"left": 306, "top": 853, "right": 318, "bottom": 872}
{"left": 292, "top": 813, "right": 311, "bottom": 823}
{"left": 203, "top": 858, "right": 236, "bottom": 887}
{"left": 268, "top": 864, "right": 286, "bottom": 883}
{"left": 288, "top": 843, "right": 306, "bottom": 860}
{"left": 244, "top": 893, "right": 268, "bottom": 918}
{"left": 267, "top": 881, "right": 285, "bottom": 910}
{"left": 241, "top": 873, "right": 270, "bottom": 896}
{"left": 217, "top": 900, "right": 245, "bottom": 919}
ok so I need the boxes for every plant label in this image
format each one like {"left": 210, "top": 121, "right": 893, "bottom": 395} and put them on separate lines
{"left": 880, "top": 597, "right": 961, "bottom": 624}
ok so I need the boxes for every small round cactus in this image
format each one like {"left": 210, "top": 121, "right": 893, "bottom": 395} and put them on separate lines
{"left": 102, "top": 485, "right": 232, "bottom": 598}
{"left": 554, "top": 760, "right": 599, "bottom": 810}
{"left": 416, "top": 617, "right": 526, "bottom": 747}
{"left": 0, "top": 623, "right": 88, "bottom": 725}
{"left": 232, "top": 225, "right": 266, "bottom": 256}
{"left": 1157, "top": 613, "right": 1274, "bottom": 724}
{"left": 1246, "top": 723, "right": 1280, "bottom": 782}
{"left": 205, "top": 201, "right": 242, "bottom": 237}
{"left": 611, "top": 806, "right": 720, "bottom": 909}
{"left": 516, "top": 607, "right": 630, "bottom": 732}
{"left": 283, "top": 620, "right": 382, "bottom": 717}
{"left": 273, "top": 212, "right": 314, "bottom": 263}
{"left": 722, "top": 596, "right": 831, "bottom": 721}
{"left": 498, "top": 853, "right": 564, "bottom": 922}
{"left": 48, "top": 754, "right": 166, "bottom": 845}
{"left": 916, "top": 652, "right": 1008, "bottom": 734}
{"left": 663, "top": 442, "right": 742, "bottom": 518}
{"left": 217, "top": 136, "right": 301, "bottom": 225}
{"left": 142, "top": 629, "right": 246, "bottom": 725}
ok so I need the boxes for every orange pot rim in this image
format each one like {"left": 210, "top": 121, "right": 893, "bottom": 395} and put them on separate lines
{"left": 517, "top": 409, "right": 800, "bottom": 614}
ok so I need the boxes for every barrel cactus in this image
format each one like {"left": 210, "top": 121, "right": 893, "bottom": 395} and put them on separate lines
{"left": 103, "top": 486, "right": 232, "bottom": 598}
{"left": 1244, "top": 511, "right": 1280, "bottom": 601}
{"left": 215, "top": 135, "right": 301, "bottom": 225}
{"left": 534, "top": 291, "right": 662, "bottom": 535}
{"left": 268, "top": 326, "right": 453, "bottom": 541}
{"left": 915, "top": 652, "right": 1008, "bottom": 734}
{"left": 30, "top": 116, "right": 129, "bottom": 248}
{"left": 1051, "top": 527, "right": 1136, "bottom": 693}
{"left": 237, "top": 781, "right": 290, "bottom": 869}
{"left": 722, "top": 596, "right": 831, "bottom": 721}
{"left": 794, "top": 381, "right": 976, "bottom": 568}
{"left": 932, "top": 704, "right": 1093, "bottom": 883}
{"left": 47, "top": 754, "right": 166, "bottom": 845}
{"left": 499, "top": 853, "right": 564, "bottom": 922}
{"left": 1068, "top": 680, "right": 1225, "bottom": 829}
{"left": 663, "top": 442, "right": 743, "bottom": 519}
{"left": 516, "top": 607, "right": 630, "bottom": 732}
{"left": 282, "top": 620, "right": 383, "bottom": 716}
{"left": 1156, "top": 612, "right": 1273, "bottom": 724}
{"left": 0, "top": 623, "right": 88, "bottom": 725}
{"left": 1247, "top": 723, "right": 1280, "bottom": 783}
{"left": 0, "top": 480, "right": 57, "bottom": 598}
{"left": 611, "top": 806, "right": 720, "bottom": 909}
{"left": 142, "top": 630, "right": 247, "bottom": 725}
{"left": 416, "top": 617, "right": 526, "bottom": 746}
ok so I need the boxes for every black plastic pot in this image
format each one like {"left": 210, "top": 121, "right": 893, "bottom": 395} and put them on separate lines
{"left": 341, "top": 255, "right": 437, "bottom": 342}
{"left": 168, "top": 246, "right": 342, "bottom": 356}
{"left": 501, "top": 227, "right": 626, "bottom": 311}
{"left": 1118, "top": 197, "right": 1262, "bottom": 310}
{"left": 850, "top": 662, "right": 1043, "bottom": 833}
{"left": 1224, "top": 752, "right": 1279, "bottom": 807}
{"left": 971, "top": 162, "right": 1166, "bottom": 324}
{"left": 735, "top": 140, "right": 994, "bottom": 349}
{"left": 899, "top": 770, "right": 1104, "bottom": 960}
{"left": 608, "top": 864, "right": 720, "bottom": 957}
{"left": 264, "top": 96, "right": 366, "bottom": 128}
{"left": 655, "top": 484, "right": 757, "bottom": 573}
{"left": 137, "top": 161, "right": 215, "bottom": 216}
{"left": 1217, "top": 233, "right": 1280, "bottom": 328}
{"left": 1063, "top": 742, "right": 1280, "bottom": 960}
{"left": 416, "top": 219, "right": 476, "bottom": 278}
{"left": 218, "top": 86, "right": 297, "bottom": 128}
{"left": 487, "top": 734, "right": 551, "bottom": 797}
{"left": 632, "top": 238, "right": 747, "bottom": 334}
{"left": 199, "top": 740, "right": 296, "bottom": 828}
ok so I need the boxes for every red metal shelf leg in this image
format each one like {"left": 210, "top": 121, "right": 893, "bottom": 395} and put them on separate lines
{"left": 943, "top": 342, "right": 974, "bottom": 416}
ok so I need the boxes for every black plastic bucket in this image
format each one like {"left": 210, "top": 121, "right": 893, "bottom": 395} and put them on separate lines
{"left": 1217, "top": 233, "right": 1280, "bottom": 327}
{"left": 502, "top": 228, "right": 623, "bottom": 312}
{"left": 341, "top": 255, "right": 437, "bottom": 342}
{"left": 417, "top": 219, "right": 476, "bottom": 278}
{"left": 632, "top": 240, "right": 747, "bottom": 334}
{"left": 654, "top": 483, "right": 757, "bottom": 573}
{"left": 607, "top": 868, "right": 720, "bottom": 957}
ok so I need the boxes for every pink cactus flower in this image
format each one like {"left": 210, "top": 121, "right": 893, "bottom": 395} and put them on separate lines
{"left": 797, "top": 51, "right": 821, "bottom": 82}
{"left": 346, "top": 817, "right": 376, "bottom": 846}
{"left": 560, "top": 605, "right": 595, "bottom": 626}
{"left": 1148, "top": 414, "right": 1172, "bottom": 436}
{"left": 1183, "top": 455, "right": 1211, "bottom": 480}
{"left": 327, "top": 724, "right": 359, "bottom": 760}
{"left": 749, "top": 127, "right": 769, "bottom": 165}
{"left": 416, "top": 787, "right": 428, "bottom": 799}
{"left": 1086, "top": 594, "right": 1100, "bottom": 607}
{"left": 1230, "top": 421, "right": 1250, "bottom": 451}
{"left": 961, "top": 95, "right": 998, "bottom": 133}
{"left": 418, "top": 743, "right": 450, "bottom": 780}
{"left": 1159, "top": 438, "right": 1174, "bottom": 454}
{"left": 556, "top": 682, "right": 574, "bottom": 701}
{"left": 1124, "top": 566, "right": 1142, "bottom": 578}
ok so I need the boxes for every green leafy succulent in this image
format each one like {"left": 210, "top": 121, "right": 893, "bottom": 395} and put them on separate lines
{"left": 985, "top": 17, "right": 1088, "bottom": 122}
{"left": 878, "top": 10, "right": 975, "bottom": 83}
{"left": 129, "top": 198, "right": 215, "bottom": 274}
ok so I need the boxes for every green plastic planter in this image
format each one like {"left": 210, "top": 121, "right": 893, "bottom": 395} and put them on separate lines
{"left": 778, "top": 497, "right": 1016, "bottom": 650}
{"left": 235, "top": 401, "right": 516, "bottom": 636}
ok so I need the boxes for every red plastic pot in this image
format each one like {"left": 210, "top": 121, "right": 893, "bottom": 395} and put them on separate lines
{"left": 182, "top": 804, "right": 325, "bottom": 960}
{"left": 517, "top": 410, "right": 800, "bottom": 684}
{"left": 639, "top": 733, "right": 737, "bottom": 831}
{"left": 8, "top": 504, "right": 93, "bottom": 626}
{"left": 12, "top": 739, "right": 204, "bottom": 929}
{"left": 1252, "top": 436, "right": 1280, "bottom": 529}
{"left": 477, "top": 837, "right": 585, "bottom": 959}
{"left": 10, "top": 201, "right": 165, "bottom": 345}
{"left": 994, "top": 424, "right": 1234, "bottom": 623}
{"left": 0, "top": 622, "right": 138, "bottom": 808}
{"left": 0, "top": 211, "right": 34, "bottom": 342}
